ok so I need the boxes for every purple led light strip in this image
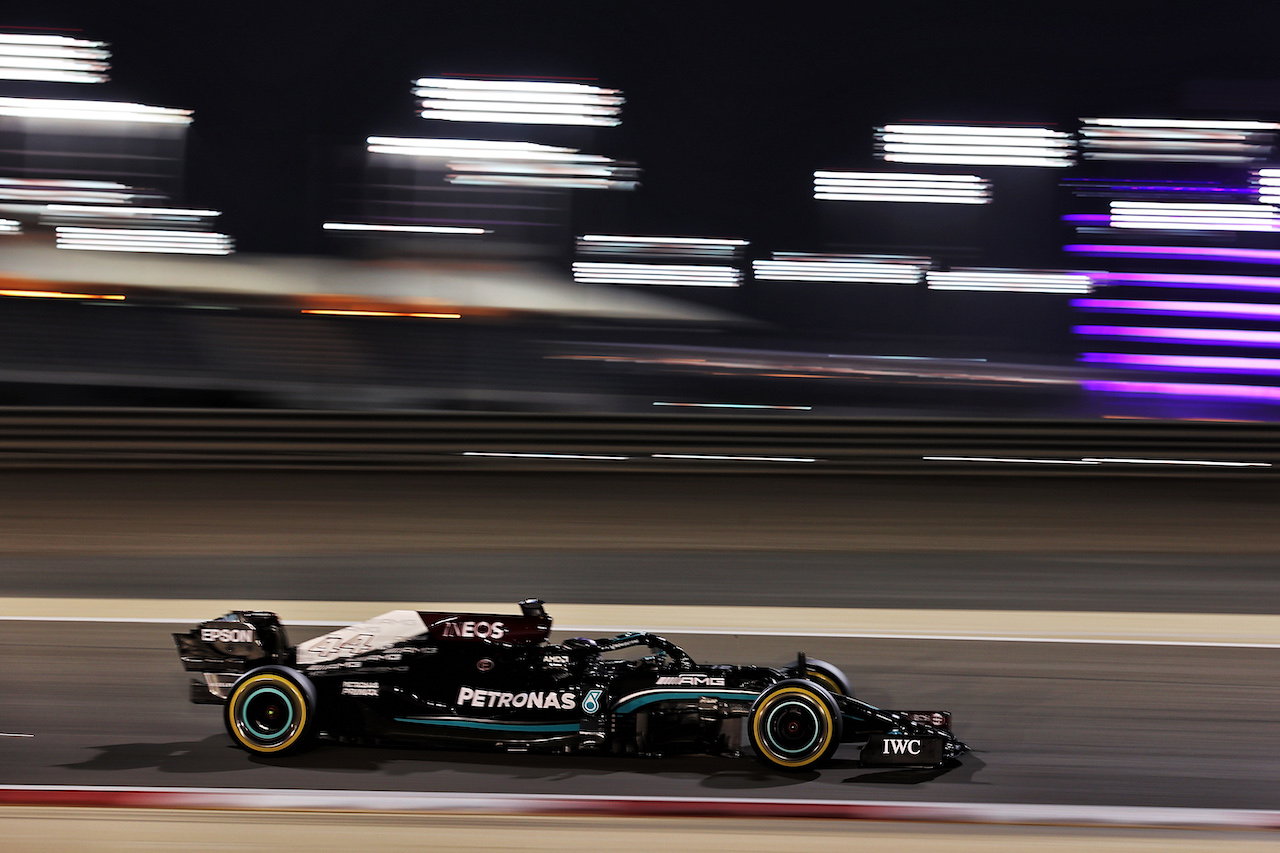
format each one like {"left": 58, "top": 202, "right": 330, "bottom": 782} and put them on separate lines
{"left": 1081, "top": 353, "right": 1280, "bottom": 376}
{"left": 1083, "top": 379, "right": 1280, "bottom": 403}
{"left": 1074, "top": 325, "right": 1280, "bottom": 347}
{"left": 1072, "top": 298, "right": 1280, "bottom": 321}
{"left": 1089, "top": 272, "right": 1280, "bottom": 292}
{"left": 1066, "top": 244, "right": 1280, "bottom": 264}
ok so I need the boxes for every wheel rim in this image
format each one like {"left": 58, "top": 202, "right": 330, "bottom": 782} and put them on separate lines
{"left": 752, "top": 686, "right": 834, "bottom": 767}
{"left": 229, "top": 674, "right": 307, "bottom": 752}
{"left": 241, "top": 686, "right": 295, "bottom": 740}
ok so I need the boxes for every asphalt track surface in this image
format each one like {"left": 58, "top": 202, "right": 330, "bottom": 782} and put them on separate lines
{"left": 1, "top": 470, "right": 1278, "bottom": 819}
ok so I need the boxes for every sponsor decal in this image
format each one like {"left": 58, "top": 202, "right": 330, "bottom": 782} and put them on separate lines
{"left": 341, "top": 680, "right": 380, "bottom": 697}
{"left": 907, "top": 711, "right": 948, "bottom": 727}
{"left": 884, "top": 738, "right": 922, "bottom": 756}
{"left": 542, "top": 654, "right": 570, "bottom": 667}
{"left": 455, "top": 686, "right": 576, "bottom": 711}
{"left": 200, "top": 627, "right": 255, "bottom": 644}
{"left": 441, "top": 621, "right": 508, "bottom": 640}
{"left": 476, "top": 658, "right": 495, "bottom": 672}
{"left": 583, "top": 689, "right": 603, "bottom": 714}
{"left": 655, "top": 674, "right": 726, "bottom": 687}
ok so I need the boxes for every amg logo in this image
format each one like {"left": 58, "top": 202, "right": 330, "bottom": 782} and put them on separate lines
{"left": 884, "top": 738, "right": 922, "bottom": 756}
{"left": 441, "top": 621, "right": 507, "bottom": 640}
{"left": 201, "top": 628, "right": 255, "bottom": 644}
{"left": 656, "top": 674, "right": 726, "bottom": 687}
{"left": 340, "top": 681, "right": 379, "bottom": 697}
{"left": 456, "top": 686, "right": 576, "bottom": 710}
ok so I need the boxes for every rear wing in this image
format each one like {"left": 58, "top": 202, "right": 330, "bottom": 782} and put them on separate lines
{"left": 173, "top": 610, "right": 292, "bottom": 704}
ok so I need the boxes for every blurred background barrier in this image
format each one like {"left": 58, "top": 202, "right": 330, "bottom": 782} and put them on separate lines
{"left": 0, "top": 408, "right": 1270, "bottom": 474}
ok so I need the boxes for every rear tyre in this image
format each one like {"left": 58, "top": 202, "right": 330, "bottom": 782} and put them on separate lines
{"left": 785, "top": 658, "right": 852, "bottom": 697}
{"left": 224, "top": 668, "right": 316, "bottom": 755}
{"left": 748, "top": 679, "right": 842, "bottom": 771}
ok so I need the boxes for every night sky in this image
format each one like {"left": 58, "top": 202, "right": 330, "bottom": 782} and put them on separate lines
{"left": 12, "top": 3, "right": 1280, "bottom": 256}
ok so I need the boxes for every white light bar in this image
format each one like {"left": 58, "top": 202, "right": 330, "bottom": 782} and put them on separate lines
{"left": 324, "top": 222, "right": 487, "bottom": 235}
{"left": 813, "top": 171, "right": 991, "bottom": 203}
{"left": 1109, "top": 201, "right": 1280, "bottom": 232}
{"left": 0, "top": 97, "right": 191, "bottom": 125}
{"left": 0, "top": 33, "right": 109, "bottom": 83}
{"left": 55, "top": 226, "right": 233, "bottom": 255}
{"left": 927, "top": 269, "right": 1093, "bottom": 294}
{"left": 413, "top": 77, "right": 622, "bottom": 127}
{"left": 573, "top": 262, "right": 742, "bottom": 287}
{"left": 45, "top": 204, "right": 220, "bottom": 221}
{"left": 1080, "top": 118, "right": 1279, "bottom": 164}
{"left": 0, "top": 218, "right": 19, "bottom": 233}
{"left": 367, "top": 136, "right": 637, "bottom": 190}
{"left": 876, "top": 124, "right": 1073, "bottom": 167}
{"left": 1257, "top": 169, "right": 1280, "bottom": 205}
{"left": 753, "top": 253, "right": 927, "bottom": 284}
{"left": 577, "top": 234, "right": 748, "bottom": 258}
{"left": 0, "top": 177, "right": 135, "bottom": 204}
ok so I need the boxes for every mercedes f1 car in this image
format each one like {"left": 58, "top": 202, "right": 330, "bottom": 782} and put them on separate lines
{"left": 174, "top": 599, "right": 966, "bottom": 772}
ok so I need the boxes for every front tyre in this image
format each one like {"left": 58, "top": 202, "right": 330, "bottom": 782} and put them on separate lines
{"left": 748, "top": 679, "right": 842, "bottom": 772}
{"left": 225, "top": 668, "right": 316, "bottom": 755}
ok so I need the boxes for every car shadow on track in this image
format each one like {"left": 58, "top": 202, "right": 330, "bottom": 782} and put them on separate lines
{"left": 843, "top": 754, "right": 985, "bottom": 785}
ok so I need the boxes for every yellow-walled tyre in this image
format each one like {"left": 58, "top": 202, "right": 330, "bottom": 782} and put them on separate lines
{"left": 224, "top": 668, "right": 316, "bottom": 755}
{"left": 748, "top": 679, "right": 843, "bottom": 772}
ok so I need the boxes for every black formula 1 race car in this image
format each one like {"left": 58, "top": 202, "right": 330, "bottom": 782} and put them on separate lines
{"left": 174, "top": 599, "right": 967, "bottom": 772}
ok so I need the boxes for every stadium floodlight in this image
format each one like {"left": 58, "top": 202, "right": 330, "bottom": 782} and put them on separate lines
{"left": 813, "top": 171, "right": 991, "bottom": 203}
{"left": 413, "top": 77, "right": 622, "bottom": 127}
{"left": 55, "top": 226, "right": 232, "bottom": 255}
{"left": 1080, "top": 118, "right": 1279, "bottom": 164}
{"left": 572, "top": 262, "right": 741, "bottom": 287}
{"left": 0, "top": 97, "right": 191, "bottom": 124}
{"left": 876, "top": 124, "right": 1074, "bottom": 167}
{"left": 753, "top": 253, "right": 928, "bottom": 284}
{"left": 1109, "top": 200, "right": 1280, "bottom": 232}
{"left": 367, "top": 136, "right": 639, "bottom": 190}
{"left": 323, "top": 222, "right": 487, "bottom": 235}
{"left": 0, "top": 33, "right": 109, "bottom": 83}
{"left": 577, "top": 235, "right": 748, "bottom": 258}
{"left": 927, "top": 268, "right": 1092, "bottom": 294}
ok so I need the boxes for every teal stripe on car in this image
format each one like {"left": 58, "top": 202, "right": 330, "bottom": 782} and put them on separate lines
{"left": 612, "top": 690, "right": 758, "bottom": 714}
{"left": 393, "top": 717, "right": 580, "bottom": 733}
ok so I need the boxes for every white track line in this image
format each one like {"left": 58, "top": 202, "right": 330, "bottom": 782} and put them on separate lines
{"left": 2, "top": 600, "right": 1278, "bottom": 648}
{"left": 1, "top": 786, "right": 1278, "bottom": 831}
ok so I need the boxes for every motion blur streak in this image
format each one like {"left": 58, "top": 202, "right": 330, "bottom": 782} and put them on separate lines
{"left": 414, "top": 77, "right": 622, "bottom": 127}
{"left": 652, "top": 454, "right": 818, "bottom": 462}
{"left": 927, "top": 269, "right": 1092, "bottom": 294}
{"left": 462, "top": 452, "right": 628, "bottom": 460}
{"left": 322, "top": 222, "right": 487, "bottom": 235}
{"left": 54, "top": 227, "right": 233, "bottom": 255}
{"left": 301, "top": 310, "right": 461, "bottom": 319}
{"left": 0, "top": 97, "right": 191, "bottom": 124}
{"left": 752, "top": 254, "right": 925, "bottom": 284}
{"left": 1090, "top": 272, "right": 1280, "bottom": 292}
{"left": 0, "top": 219, "right": 19, "bottom": 233}
{"left": 45, "top": 205, "right": 220, "bottom": 220}
{"left": 1081, "top": 117, "right": 1279, "bottom": 164}
{"left": 652, "top": 402, "right": 811, "bottom": 409}
{"left": 1072, "top": 299, "right": 1280, "bottom": 321}
{"left": 1109, "top": 201, "right": 1279, "bottom": 232}
{"left": 877, "top": 124, "right": 1073, "bottom": 167}
{"left": 1074, "top": 326, "right": 1280, "bottom": 347}
{"left": 0, "top": 33, "right": 109, "bottom": 84}
{"left": 1081, "top": 353, "right": 1280, "bottom": 376}
{"left": 1081, "top": 457, "right": 1269, "bottom": 467}
{"left": 1084, "top": 380, "right": 1280, "bottom": 402}
{"left": 1066, "top": 244, "right": 1280, "bottom": 264}
{"left": 812, "top": 171, "right": 991, "bottom": 203}
{"left": 924, "top": 456, "right": 1099, "bottom": 465}
{"left": 573, "top": 262, "right": 741, "bottom": 287}
{"left": 0, "top": 289, "right": 123, "bottom": 300}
